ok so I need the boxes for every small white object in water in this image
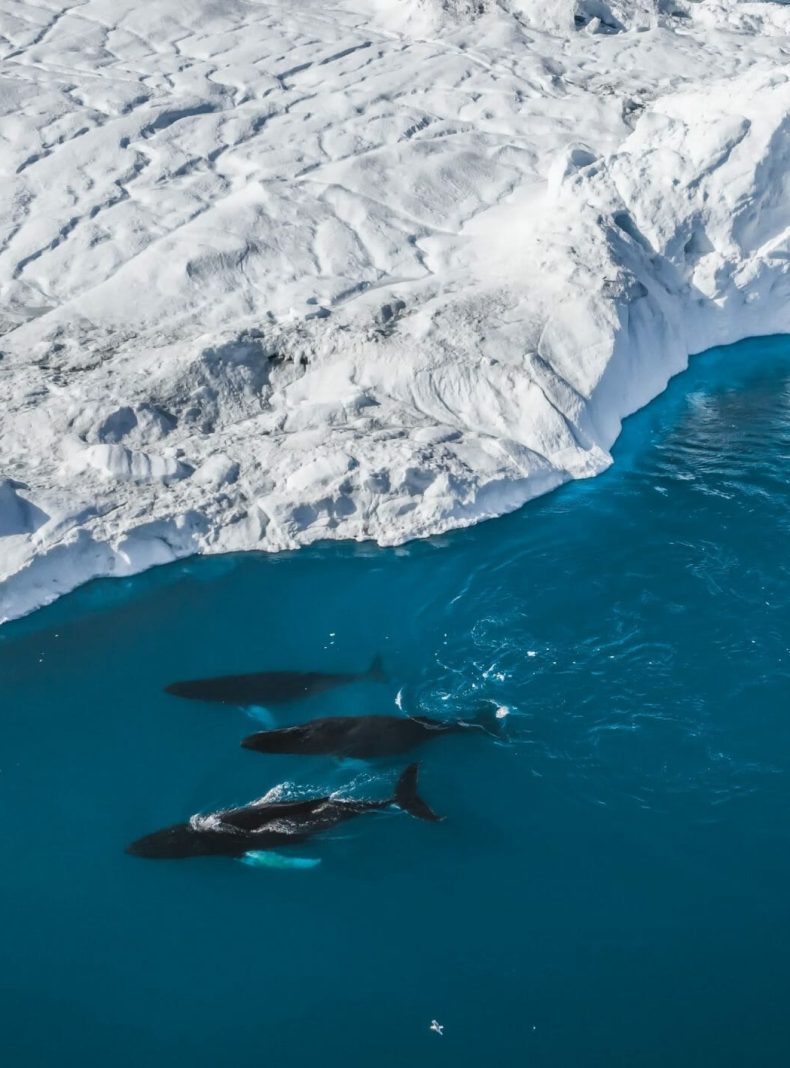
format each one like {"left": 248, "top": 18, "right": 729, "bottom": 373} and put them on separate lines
{"left": 495, "top": 706, "right": 510, "bottom": 720}
{"left": 430, "top": 1020, "right": 444, "bottom": 1036}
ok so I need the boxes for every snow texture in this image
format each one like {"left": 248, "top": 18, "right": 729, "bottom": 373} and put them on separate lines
{"left": 2, "top": 0, "right": 790, "bottom": 621}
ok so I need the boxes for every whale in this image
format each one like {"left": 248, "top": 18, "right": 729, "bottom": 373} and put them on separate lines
{"left": 126, "top": 763, "right": 440, "bottom": 860}
{"left": 164, "top": 654, "right": 387, "bottom": 707}
{"left": 240, "top": 708, "right": 502, "bottom": 759}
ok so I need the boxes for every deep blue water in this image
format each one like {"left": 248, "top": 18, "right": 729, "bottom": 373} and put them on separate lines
{"left": 2, "top": 335, "right": 790, "bottom": 1067}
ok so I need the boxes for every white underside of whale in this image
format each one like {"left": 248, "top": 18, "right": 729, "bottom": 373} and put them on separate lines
{"left": 239, "top": 851, "right": 322, "bottom": 870}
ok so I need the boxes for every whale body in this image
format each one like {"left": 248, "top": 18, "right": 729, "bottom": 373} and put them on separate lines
{"left": 164, "top": 655, "right": 386, "bottom": 707}
{"left": 240, "top": 710, "right": 498, "bottom": 759}
{"left": 126, "top": 763, "right": 440, "bottom": 860}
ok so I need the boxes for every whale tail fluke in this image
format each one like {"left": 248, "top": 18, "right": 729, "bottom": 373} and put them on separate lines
{"left": 394, "top": 763, "right": 443, "bottom": 822}
{"left": 367, "top": 654, "right": 388, "bottom": 683}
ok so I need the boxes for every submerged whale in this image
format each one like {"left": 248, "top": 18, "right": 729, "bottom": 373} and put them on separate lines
{"left": 126, "top": 763, "right": 440, "bottom": 860}
{"left": 164, "top": 655, "right": 387, "bottom": 707}
{"left": 240, "top": 708, "right": 502, "bottom": 759}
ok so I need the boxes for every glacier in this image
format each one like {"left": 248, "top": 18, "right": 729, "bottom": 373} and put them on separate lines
{"left": 2, "top": 0, "right": 790, "bottom": 622}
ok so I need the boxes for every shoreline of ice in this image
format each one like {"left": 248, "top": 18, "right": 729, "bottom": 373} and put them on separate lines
{"left": 3, "top": 0, "right": 790, "bottom": 623}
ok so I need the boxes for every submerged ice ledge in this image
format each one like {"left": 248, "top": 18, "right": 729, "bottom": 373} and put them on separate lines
{"left": 2, "top": 0, "right": 790, "bottom": 623}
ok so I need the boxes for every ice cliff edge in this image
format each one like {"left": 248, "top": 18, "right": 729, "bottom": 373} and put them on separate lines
{"left": 2, "top": 0, "right": 790, "bottom": 621}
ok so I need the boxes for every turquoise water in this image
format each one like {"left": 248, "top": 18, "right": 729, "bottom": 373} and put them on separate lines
{"left": 2, "top": 335, "right": 790, "bottom": 1067}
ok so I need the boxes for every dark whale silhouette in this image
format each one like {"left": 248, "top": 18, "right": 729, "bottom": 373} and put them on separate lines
{"left": 240, "top": 708, "right": 501, "bottom": 759}
{"left": 126, "top": 763, "right": 440, "bottom": 860}
{"left": 164, "top": 655, "right": 387, "bottom": 707}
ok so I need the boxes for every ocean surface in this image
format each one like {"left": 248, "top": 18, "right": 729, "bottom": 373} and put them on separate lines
{"left": 2, "top": 335, "right": 790, "bottom": 1067}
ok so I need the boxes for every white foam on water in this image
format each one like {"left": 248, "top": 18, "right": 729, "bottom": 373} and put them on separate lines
{"left": 190, "top": 813, "right": 225, "bottom": 832}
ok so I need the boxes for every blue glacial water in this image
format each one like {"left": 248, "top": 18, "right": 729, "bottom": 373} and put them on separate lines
{"left": 2, "top": 335, "right": 790, "bottom": 1067}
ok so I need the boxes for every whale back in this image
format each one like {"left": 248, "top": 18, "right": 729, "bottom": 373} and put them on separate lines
{"left": 219, "top": 796, "right": 330, "bottom": 832}
{"left": 163, "top": 658, "right": 388, "bottom": 706}
{"left": 241, "top": 713, "right": 456, "bottom": 758}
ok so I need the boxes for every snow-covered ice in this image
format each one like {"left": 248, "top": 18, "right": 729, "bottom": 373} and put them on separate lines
{"left": 2, "top": 0, "right": 790, "bottom": 622}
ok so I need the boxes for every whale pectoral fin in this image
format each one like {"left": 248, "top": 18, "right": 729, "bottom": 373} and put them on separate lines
{"left": 335, "top": 757, "right": 369, "bottom": 772}
{"left": 239, "top": 851, "right": 321, "bottom": 870}
{"left": 245, "top": 705, "right": 277, "bottom": 728}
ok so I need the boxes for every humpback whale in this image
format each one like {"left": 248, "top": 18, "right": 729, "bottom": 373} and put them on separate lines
{"left": 126, "top": 763, "right": 440, "bottom": 860}
{"left": 164, "top": 655, "right": 387, "bottom": 707}
{"left": 240, "top": 708, "right": 501, "bottom": 759}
